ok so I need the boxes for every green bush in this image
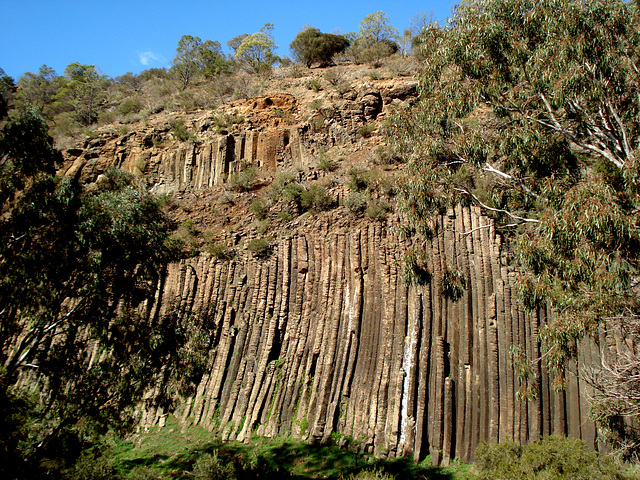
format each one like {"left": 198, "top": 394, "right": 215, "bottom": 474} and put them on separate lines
{"left": 118, "top": 97, "right": 143, "bottom": 116}
{"left": 206, "top": 242, "right": 232, "bottom": 260}
{"left": 229, "top": 166, "right": 258, "bottom": 192}
{"left": 342, "top": 469, "right": 395, "bottom": 480}
{"left": 357, "top": 123, "right": 376, "bottom": 138}
{"left": 306, "top": 78, "right": 324, "bottom": 92}
{"left": 442, "top": 267, "right": 467, "bottom": 301}
{"left": 169, "top": 118, "right": 193, "bottom": 142}
{"left": 348, "top": 168, "right": 370, "bottom": 192}
{"left": 290, "top": 27, "right": 350, "bottom": 67}
{"left": 310, "top": 99, "right": 323, "bottom": 110}
{"left": 402, "top": 247, "right": 431, "bottom": 286}
{"left": 250, "top": 198, "right": 269, "bottom": 220}
{"left": 191, "top": 451, "right": 236, "bottom": 479}
{"left": 344, "top": 192, "right": 369, "bottom": 215}
{"left": 365, "top": 199, "right": 391, "bottom": 220}
{"left": 317, "top": 148, "right": 338, "bottom": 171}
{"left": 474, "top": 436, "right": 626, "bottom": 480}
{"left": 247, "top": 237, "right": 273, "bottom": 257}
{"left": 300, "top": 184, "right": 334, "bottom": 212}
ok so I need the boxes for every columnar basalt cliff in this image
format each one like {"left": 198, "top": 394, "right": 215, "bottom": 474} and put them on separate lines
{"left": 60, "top": 74, "right": 605, "bottom": 465}
{"left": 135, "top": 206, "right": 600, "bottom": 465}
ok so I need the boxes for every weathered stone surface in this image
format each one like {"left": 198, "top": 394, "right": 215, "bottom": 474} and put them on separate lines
{"left": 144, "top": 206, "right": 601, "bottom": 464}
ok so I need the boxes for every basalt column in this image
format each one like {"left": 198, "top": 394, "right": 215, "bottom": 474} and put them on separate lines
{"left": 148, "top": 206, "right": 600, "bottom": 464}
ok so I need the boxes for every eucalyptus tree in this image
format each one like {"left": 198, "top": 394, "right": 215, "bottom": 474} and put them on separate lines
{"left": 390, "top": 0, "right": 640, "bottom": 454}
{"left": 290, "top": 27, "right": 350, "bottom": 67}
{"left": 55, "top": 63, "right": 109, "bottom": 125}
{"left": 233, "top": 23, "right": 279, "bottom": 74}
{"left": 0, "top": 104, "right": 207, "bottom": 477}
{"left": 16, "top": 65, "right": 59, "bottom": 114}
{"left": 171, "top": 35, "right": 227, "bottom": 88}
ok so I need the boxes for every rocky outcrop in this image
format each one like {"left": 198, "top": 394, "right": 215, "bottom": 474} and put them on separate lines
{"left": 140, "top": 205, "right": 601, "bottom": 464}
{"left": 62, "top": 82, "right": 417, "bottom": 193}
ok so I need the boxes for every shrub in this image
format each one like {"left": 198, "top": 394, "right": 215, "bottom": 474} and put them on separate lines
{"left": 229, "top": 166, "right": 258, "bottom": 191}
{"left": 343, "top": 469, "right": 395, "bottom": 480}
{"left": 365, "top": 199, "right": 391, "bottom": 220}
{"left": 402, "top": 247, "right": 431, "bottom": 286}
{"left": 169, "top": 118, "right": 193, "bottom": 142}
{"left": 306, "top": 78, "right": 324, "bottom": 92}
{"left": 442, "top": 267, "right": 467, "bottom": 301}
{"left": 278, "top": 211, "right": 292, "bottom": 222}
{"left": 357, "top": 123, "right": 376, "bottom": 138}
{"left": 317, "top": 148, "right": 338, "bottom": 171}
{"left": 206, "top": 242, "right": 232, "bottom": 260}
{"left": 344, "top": 192, "right": 369, "bottom": 215}
{"left": 474, "top": 436, "right": 625, "bottom": 480}
{"left": 250, "top": 198, "right": 268, "bottom": 220}
{"left": 310, "top": 99, "right": 323, "bottom": 110}
{"left": 348, "top": 167, "right": 370, "bottom": 192}
{"left": 119, "top": 97, "right": 143, "bottom": 115}
{"left": 372, "top": 145, "right": 401, "bottom": 165}
{"left": 247, "top": 237, "right": 273, "bottom": 257}
{"left": 300, "top": 184, "right": 334, "bottom": 212}
{"left": 323, "top": 68, "right": 346, "bottom": 86}
{"left": 191, "top": 451, "right": 236, "bottom": 479}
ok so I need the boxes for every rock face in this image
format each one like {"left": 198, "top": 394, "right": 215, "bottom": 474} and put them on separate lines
{"left": 61, "top": 78, "right": 603, "bottom": 465}
{"left": 140, "top": 206, "right": 600, "bottom": 464}
{"left": 62, "top": 84, "right": 417, "bottom": 194}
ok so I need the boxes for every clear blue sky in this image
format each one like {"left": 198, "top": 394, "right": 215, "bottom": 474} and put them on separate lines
{"left": 0, "top": 0, "right": 458, "bottom": 80}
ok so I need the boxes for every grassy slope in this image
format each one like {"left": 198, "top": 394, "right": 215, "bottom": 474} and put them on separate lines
{"left": 111, "top": 415, "right": 472, "bottom": 479}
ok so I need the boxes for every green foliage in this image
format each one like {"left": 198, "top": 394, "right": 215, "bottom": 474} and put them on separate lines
{"left": 171, "top": 35, "right": 228, "bottom": 88}
{"left": 0, "top": 105, "right": 189, "bottom": 477}
{"left": 191, "top": 451, "right": 236, "bottom": 479}
{"left": 119, "top": 96, "right": 143, "bottom": 115}
{"left": 344, "top": 192, "right": 369, "bottom": 215}
{"left": 357, "top": 123, "right": 376, "bottom": 138}
{"left": 15, "top": 64, "right": 59, "bottom": 114}
{"left": 206, "top": 241, "right": 232, "bottom": 260}
{"left": 247, "top": 237, "right": 274, "bottom": 257}
{"left": 300, "top": 184, "right": 334, "bottom": 212}
{"left": 348, "top": 167, "right": 370, "bottom": 191}
{"left": 473, "top": 436, "right": 625, "bottom": 480}
{"left": 112, "top": 416, "right": 461, "bottom": 479}
{"left": 442, "top": 267, "right": 466, "bottom": 301}
{"left": 401, "top": 247, "right": 431, "bottom": 286}
{"left": 56, "top": 63, "right": 109, "bottom": 125}
{"left": 317, "top": 149, "right": 338, "bottom": 171}
{"left": 250, "top": 198, "right": 269, "bottom": 220}
{"left": 290, "top": 27, "right": 350, "bottom": 67}
{"left": 392, "top": 0, "right": 640, "bottom": 453}
{"left": 358, "top": 11, "right": 399, "bottom": 44}
{"left": 169, "top": 118, "right": 193, "bottom": 142}
{"left": 233, "top": 23, "right": 279, "bottom": 74}
{"left": 306, "top": 77, "right": 324, "bottom": 92}
{"left": 342, "top": 469, "right": 395, "bottom": 480}
{"left": 229, "top": 165, "right": 258, "bottom": 191}
{"left": 365, "top": 198, "right": 391, "bottom": 220}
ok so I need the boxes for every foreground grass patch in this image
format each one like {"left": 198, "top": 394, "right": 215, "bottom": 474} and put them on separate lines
{"left": 110, "top": 416, "right": 469, "bottom": 479}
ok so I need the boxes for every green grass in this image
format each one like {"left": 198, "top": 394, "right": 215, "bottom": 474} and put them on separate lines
{"left": 109, "top": 415, "right": 469, "bottom": 479}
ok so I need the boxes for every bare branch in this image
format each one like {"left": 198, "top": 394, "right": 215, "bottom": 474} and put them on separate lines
{"left": 453, "top": 187, "right": 541, "bottom": 223}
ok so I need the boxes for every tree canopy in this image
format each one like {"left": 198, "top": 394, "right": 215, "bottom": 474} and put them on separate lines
{"left": 391, "top": 0, "right": 640, "bottom": 454}
{"left": 0, "top": 101, "right": 206, "bottom": 477}
{"left": 171, "top": 35, "right": 228, "bottom": 88}
{"left": 233, "top": 23, "right": 279, "bottom": 74}
{"left": 290, "top": 27, "right": 349, "bottom": 67}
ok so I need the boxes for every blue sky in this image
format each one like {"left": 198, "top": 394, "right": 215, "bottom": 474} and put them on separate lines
{"left": 1, "top": 1, "right": 458, "bottom": 80}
